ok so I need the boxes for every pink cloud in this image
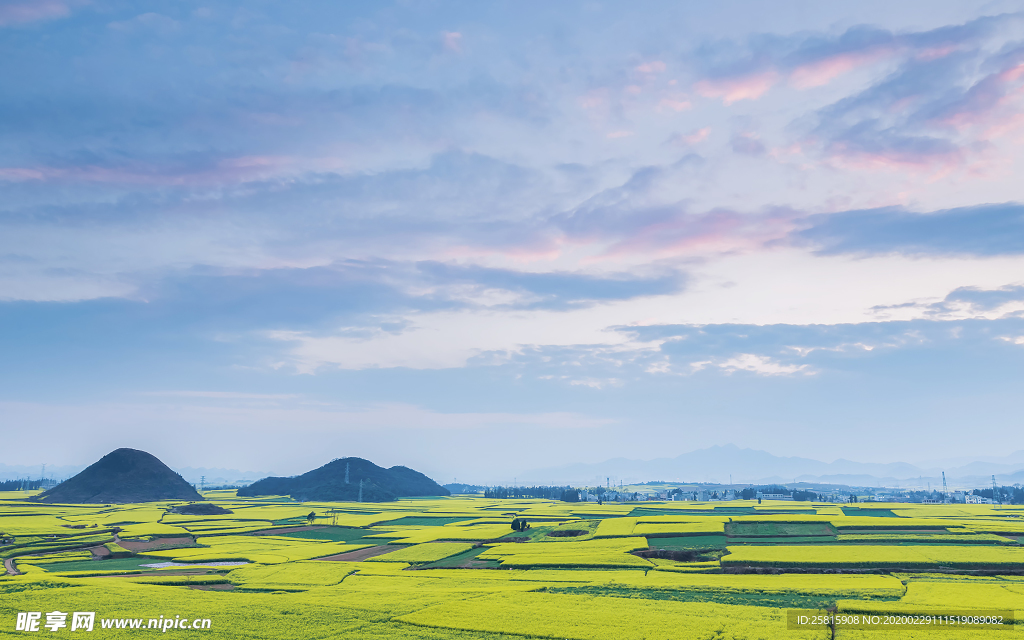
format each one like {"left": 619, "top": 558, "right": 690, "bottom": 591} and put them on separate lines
{"left": 695, "top": 70, "right": 778, "bottom": 104}
{"left": 591, "top": 209, "right": 798, "bottom": 260}
{"left": 0, "top": 0, "right": 72, "bottom": 26}
{"left": 914, "top": 45, "right": 959, "bottom": 62}
{"left": 0, "top": 167, "right": 46, "bottom": 181}
{"left": 0, "top": 156, "right": 301, "bottom": 186}
{"left": 822, "top": 143, "right": 968, "bottom": 182}
{"left": 927, "top": 63, "right": 1024, "bottom": 134}
{"left": 998, "top": 62, "right": 1024, "bottom": 84}
{"left": 442, "top": 31, "right": 462, "bottom": 53}
{"left": 983, "top": 111, "right": 1024, "bottom": 140}
{"left": 789, "top": 50, "right": 890, "bottom": 89}
{"left": 635, "top": 61, "right": 666, "bottom": 75}
{"left": 441, "top": 242, "right": 564, "bottom": 264}
{"left": 681, "top": 127, "right": 709, "bottom": 144}
{"left": 657, "top": 97, "right": 691, "bottom": 112}
{"left": 578, "top": 89, "right": 607, "bottom": 110}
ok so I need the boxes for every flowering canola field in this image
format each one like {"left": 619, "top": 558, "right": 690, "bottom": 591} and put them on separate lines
{"left": 2, "top": 494, "right": 1023, "bottom": 639}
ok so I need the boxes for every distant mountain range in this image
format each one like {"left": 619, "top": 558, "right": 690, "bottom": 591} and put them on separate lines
{"left": 6, "top": 444, "right": 1024, "bottom": 492}
{"left": 519, "top": 444, "right": 1024, "bottom": 489}
{"left": 0, "top": 463, "right": 88, "bottom": 483}
{"left": 173, "top": 466, "right": 274, "bottom": 486}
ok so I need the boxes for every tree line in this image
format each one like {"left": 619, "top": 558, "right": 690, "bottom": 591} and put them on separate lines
{"left": 483, "top": 485, "right": 580, "bottom": 500}
{"left": 0, "top": 479, "right": 46, "bottom": 491}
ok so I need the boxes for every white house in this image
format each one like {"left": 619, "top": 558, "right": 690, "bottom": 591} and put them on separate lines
{"left": 965, "top": 494, "right": 994, "bottom": 504}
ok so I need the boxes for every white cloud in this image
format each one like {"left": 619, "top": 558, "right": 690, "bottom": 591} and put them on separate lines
{"left": 142, "top": 391, "right": 298, "bottom": 400}
{"left": 715, "top": 354, "right": 813, "bottom": 376}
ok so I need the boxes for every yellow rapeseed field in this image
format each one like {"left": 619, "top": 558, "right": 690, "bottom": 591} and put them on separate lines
{"left": 2, "top": 492, "right": 1023, "bottom": 639}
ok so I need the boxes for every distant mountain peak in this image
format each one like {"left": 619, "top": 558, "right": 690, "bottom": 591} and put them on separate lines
{"left": 36, "top": 448, "right": 201, "bottom": 504}
{"left": 238, "top": 456, "right": 450, "bottom": 502}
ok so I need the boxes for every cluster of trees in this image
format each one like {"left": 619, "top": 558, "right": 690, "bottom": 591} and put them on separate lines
{"left": 483, "top": 485, "right": 578, "bottom": 500}
{"left": 737, "top": 486, "right": 822, "bottom": 501}
{"left": 511, "top": 518, "right": 531, "bottom": 532}
{"left": 443, "top": 483, "right": 487, "bottom": 494}
{"left": 0, "top": 479, "right": 45, "bottom": 491}
{"left": 906, "top": 490, "right": 945, "bottom": 502}
{"left": 973, "top": 486, "right": 1024, "bottom": 504}
{"left": 903, "top": 487, "right": 1024, "bottom": 504}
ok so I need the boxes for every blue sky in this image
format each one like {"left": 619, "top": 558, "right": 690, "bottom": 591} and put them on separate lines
{"left": 3, "top": 0, "right": 1024, "bottom": 483}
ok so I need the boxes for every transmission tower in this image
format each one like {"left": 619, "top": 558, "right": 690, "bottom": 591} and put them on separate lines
{"left": 942, "top": 472, "right": 948, "bottom": 502}
{"left": 992, "top": 475, "right": 999, "bottom": 504}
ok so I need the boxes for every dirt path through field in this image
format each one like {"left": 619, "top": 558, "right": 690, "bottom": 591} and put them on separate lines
{"left": 4, "top": 558, "right": 21, "bottom": 575}
{"left": 88, "top": 545, "right": 111, "bottom": 559}
{"left": 118, "top": 536, "right": 194, "bottom": 552}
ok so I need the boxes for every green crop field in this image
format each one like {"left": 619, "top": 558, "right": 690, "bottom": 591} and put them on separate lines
{"left": 3, "top": 494, "right": 1024, "bottom": 638}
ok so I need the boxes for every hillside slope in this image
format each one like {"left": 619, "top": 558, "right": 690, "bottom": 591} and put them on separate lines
{"left": 36, "top": 448, "right": 202, "bottom": 503}
{"left": 238, "top": 457, "right": 449, "bottom": 502}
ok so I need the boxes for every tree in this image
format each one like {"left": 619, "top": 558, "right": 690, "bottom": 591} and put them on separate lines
{"left": 306, "top": 511, "right": 316, "bottom": 525}
{"left": 511, "top": 518, "right": 531, "bottom": 532}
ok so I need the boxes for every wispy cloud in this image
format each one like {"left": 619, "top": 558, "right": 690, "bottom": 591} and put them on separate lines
{"left": 0, "top": 0, "right": 74, "bottom": 27}
{"left": 796, "top": 202, "right": 1024, "bottom": 257}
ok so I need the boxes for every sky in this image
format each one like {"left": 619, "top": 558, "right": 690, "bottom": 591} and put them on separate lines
{"left": 2, "top": 0, "right": 1024, "bottom": 484}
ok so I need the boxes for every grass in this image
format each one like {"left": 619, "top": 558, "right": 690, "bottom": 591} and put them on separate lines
{"left": 541, "top": 584, "right": 844, "bottom": 609}
{"left": 365, "top": 543, "right": 476, "bottom": 564}
{"left": 841, "top": 507, "right": 899, "bottom": 517}
{"left": 385, "top": 517, "right": 478, "bottom": 526}
{"left": 646, "top": 535, "right": 728, "bottom": 550}
{"left": 272, "top": 526, "right": 382, "bottom": 545}
{"left": 418, "top": 547, "right": 501, "bottom": 569}
{"left": 726, "top": 535, "right": 837, "bottom": 544}
{"left": 723, "top": 544, "right": 1024, "bottom": 569}
{"left": 726, "top": 521, "right": 836, "bottom": 537}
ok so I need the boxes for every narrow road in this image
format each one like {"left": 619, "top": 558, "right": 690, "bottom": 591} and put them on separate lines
{"left": 3, "top": 557, "right": 21, "bottom": 576}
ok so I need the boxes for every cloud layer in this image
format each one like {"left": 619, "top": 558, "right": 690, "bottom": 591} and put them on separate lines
{"left": 3, "top": 1, "right": 1024, "bottom": 476}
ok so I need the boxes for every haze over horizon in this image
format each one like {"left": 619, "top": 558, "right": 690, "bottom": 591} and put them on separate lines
{"left": 3, "top": 1, "right": 1024, "bottom": 483}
